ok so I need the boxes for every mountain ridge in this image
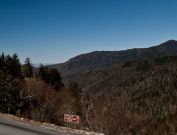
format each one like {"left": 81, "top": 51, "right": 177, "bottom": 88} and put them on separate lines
{"left": 48, "top": 40, "right": 177, "bottom": 77}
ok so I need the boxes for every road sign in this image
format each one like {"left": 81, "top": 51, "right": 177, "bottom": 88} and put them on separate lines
{"left": 64, "top": 114, "right": 80, "bottom": 124}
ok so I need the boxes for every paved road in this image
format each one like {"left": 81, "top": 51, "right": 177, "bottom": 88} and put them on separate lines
{"left": 0, "top": 118, "right": 72, "bottom": 135}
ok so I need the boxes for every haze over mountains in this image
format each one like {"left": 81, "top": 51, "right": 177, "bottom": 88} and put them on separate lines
{"left": 48, "top": 40, "right": 177, "bottom": 77}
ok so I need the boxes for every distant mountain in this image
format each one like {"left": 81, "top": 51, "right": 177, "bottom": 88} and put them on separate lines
{"left": 48, "top": 40, "right": 177, "bottom": 77}
{"left": 33, "top": 63, "right": 55, "bottom": 67}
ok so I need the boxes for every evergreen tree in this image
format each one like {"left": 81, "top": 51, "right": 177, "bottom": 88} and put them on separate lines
{"left": 38, "top": 65, "right": 63, "bottom": 89}
{"left": 0, "top": 53, "right": 5, "bottom": 68}
{"left": 0, "top": 53, "right": 21, "bottom": 114}
{"left": 4, "top": 53, "right": 22, "bottom": 79}
{"left": 22, "top": 57, "right": 33, "bottom": 78}
{"left": 12, "top": 53, "right": 22, "bottom": 79}
{"left": 0, "top": 75, "right": 21, "bottom": 113}
{"left": 38, "top": 64, "right": 50, "bottom": 82}
{"left": 49, "top": 68, "right": 62, "bottom": 88}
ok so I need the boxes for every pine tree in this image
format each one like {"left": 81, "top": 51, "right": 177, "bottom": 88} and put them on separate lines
{"left": 22, "top": 57, "right": 33, "bottom": 78}
{"left": 49, "top": 68, "right": 62, "bottom": 88}
{"left": 0, "top": 53, "right": 21, "bottom": 114}
{"left": 38, "top": 65, "right": 63, "bottom": 88}
{"left": 38, "top": 64, "right": 50, "bottom": 82}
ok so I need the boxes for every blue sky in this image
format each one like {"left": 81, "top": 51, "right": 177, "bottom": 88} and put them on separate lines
{"left": 0, "top": 0, "right": 177, "bottom": 64}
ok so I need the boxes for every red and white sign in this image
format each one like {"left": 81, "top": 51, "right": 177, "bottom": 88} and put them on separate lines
{"left": 64, "top": 114, "right": 80, "bottom": 124}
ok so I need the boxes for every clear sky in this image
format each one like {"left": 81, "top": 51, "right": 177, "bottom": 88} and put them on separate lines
{"left": 0, "top": 0, "right": 177, "bottom": 64}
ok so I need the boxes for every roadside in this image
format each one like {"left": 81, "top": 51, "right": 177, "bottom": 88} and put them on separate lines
{"left": 0, "top": 113, "right": 104, "bottom": 135}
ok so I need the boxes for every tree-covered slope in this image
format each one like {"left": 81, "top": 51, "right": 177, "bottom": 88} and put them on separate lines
{"left": 68, "top": 56, "right": 177, "bottom": 135}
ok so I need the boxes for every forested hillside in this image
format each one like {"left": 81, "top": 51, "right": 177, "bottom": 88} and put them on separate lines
{"left": 68, "top": 56, "right": 177, "bottom": 134}
{"left": 48, "top": 40, "right": 177, "bottom": 77}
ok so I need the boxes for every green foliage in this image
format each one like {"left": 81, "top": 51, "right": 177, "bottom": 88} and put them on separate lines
{"left": 22, "top": 57, "right": 33, "bottom": 78}
{"left": 49, "top": 69, "right": 62, "bottom": 88}
{"left": 0, "top": 53, "right": 22, "bottom": 79}
{"left": 0, "top": 53, "right": 22, "bottom": 114}
{"left": 0, "top": 76, "right": 21, "bottom": 113}
{"left": 38, "top": 65, "right": 63, "bottom": 89}
{"left": 38, "top": 64, "right": 49, "bottom": 82}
